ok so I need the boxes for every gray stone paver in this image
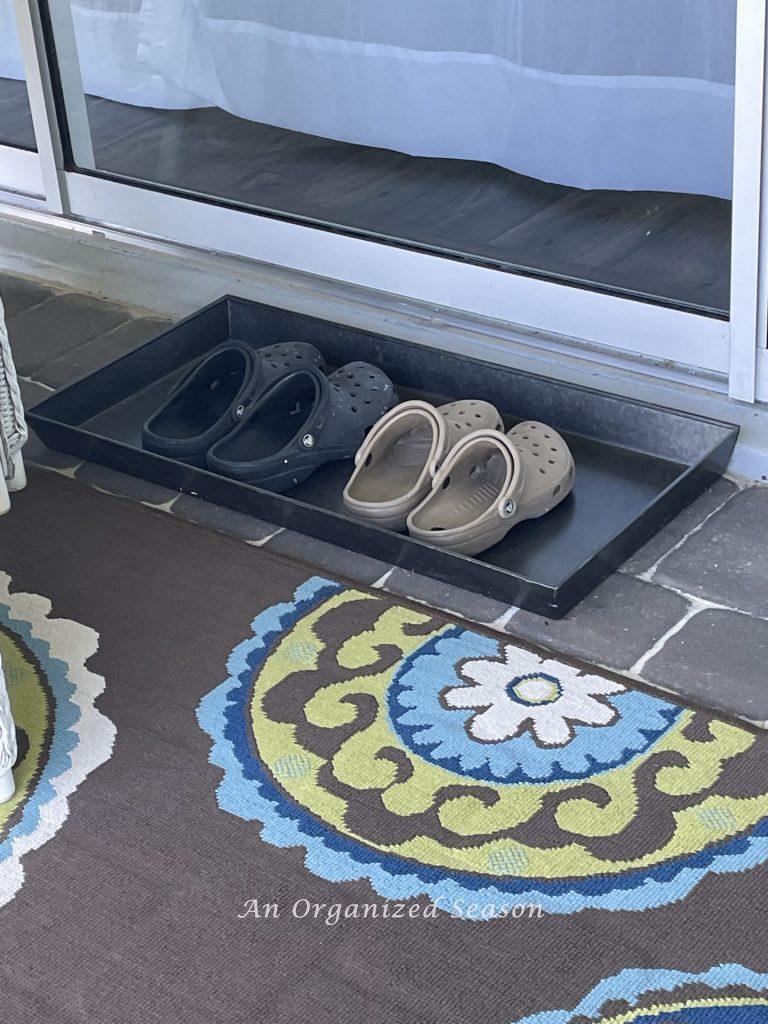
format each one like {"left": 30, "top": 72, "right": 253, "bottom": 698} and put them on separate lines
{"left": 172, "top": 493, "right": 282, "bottom": 545}
{"left": 509, "top": 572, "right": 690, "bottom": 672}
{"left": 75, "top": 463, "right": 180, "bottom": 508}
{"left": 642, "top": 607, "right": 768, "bottom": 720}
{"left": 39, "top": 316, "right": 173, "bottom": 389}
{"left": 380, "top": 567, "right": 511, "bottom": 625}
{"left": 652, "top": 486, "right": 768, "bottom": 618}
{"left": 264, "top": 530, "right": 391, "bottom": 586}
{"left": 0, "top": 272, "right": 61, "bottom": 318}
{"left": 18, "top": 378, "right": 53, "bottom": 410}
{"left": 620, "top": 476, "right": 740, "bottom": 576}
{"left": 8, "top": 292, "right": 134, "bottom": 376}
{"left": 6, "top": 271, "right": 767, "bottom": 725}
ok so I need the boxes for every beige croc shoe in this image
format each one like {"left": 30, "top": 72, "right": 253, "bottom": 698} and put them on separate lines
{"left": 343, "top": 399, "right": 502, "bottom": 531}
{"left": 407, "top": 420, "right": 574, "bottom": 556}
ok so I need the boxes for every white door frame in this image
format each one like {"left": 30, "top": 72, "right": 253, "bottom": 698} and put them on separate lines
{"left": 9, "top": 0, "right": 768, "bottom": 399}
{"left": 10, "top": 0, "right": 64, "bottom": 210}
{"left": 730, "top": 0, "right": 768, "bottom": 401}
{"left": 63, "top": 171, "right": 730, "bottom": 374}
{"left": 0, "top": 0, "right": 47, "bottom": 198}
{"left": 0, "top": 142, "right": 43, "bottom": 196}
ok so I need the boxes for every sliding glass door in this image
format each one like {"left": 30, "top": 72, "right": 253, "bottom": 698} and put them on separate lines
{"left": 42, "top": 1, "right": 736, "bottom": 314}
{"left": 0, "top": 0, "right": 42, "bottom": 194}
{"left": 8, "top": 1, "right": 768, "bottom": 397}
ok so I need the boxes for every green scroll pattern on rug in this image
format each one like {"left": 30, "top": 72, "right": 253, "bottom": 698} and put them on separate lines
{"left": 0, "top": 627, "right": 53, "bottom": 845}
{"left": 511, "top": 964, "right": 768, "bottom": 1024}
{"left": 0, "top": 572, "right": 115, "bottom": 906}
{"left": 199, "top": 576, "right": 768, "bottom": 917}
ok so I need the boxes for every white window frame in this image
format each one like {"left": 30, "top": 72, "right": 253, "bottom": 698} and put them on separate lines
{"left": 6, "top": 0, "right": 768, "bottom": 402}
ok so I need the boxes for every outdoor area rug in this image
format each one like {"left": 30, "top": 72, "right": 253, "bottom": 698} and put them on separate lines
{"left": 0, "top": 468, "right": 766, "bottom": 1023}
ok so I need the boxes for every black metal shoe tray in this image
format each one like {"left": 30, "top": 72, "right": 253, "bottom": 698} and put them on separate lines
{"left": 28, "top": 295, "right": 738, "bottom": 617}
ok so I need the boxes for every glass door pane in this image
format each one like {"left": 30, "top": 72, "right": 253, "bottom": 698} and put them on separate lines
{"left": 0, "top": 0, "right": 36, "bottom": 150}
{"left": 45, "top": 0, "right": 736, "bottom": 314}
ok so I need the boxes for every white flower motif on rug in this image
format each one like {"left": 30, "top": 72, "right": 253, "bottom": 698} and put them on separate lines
{"left": 199, "top": 578, "right": 768, "bottom": 916}
{"left": 443, "top": 644, "right": 625, "bottom": 746}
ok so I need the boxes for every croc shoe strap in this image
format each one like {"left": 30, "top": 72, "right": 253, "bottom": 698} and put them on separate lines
{"left": 430, "top": 428, "right": 526, "bottom": 520}
{"left": 352, "top": 400, "right": 448, "bottom": 479}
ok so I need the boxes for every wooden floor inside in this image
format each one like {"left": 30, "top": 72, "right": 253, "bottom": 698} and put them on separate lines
{"left": 2, "top": 77, "right": 731, "bottom": 312}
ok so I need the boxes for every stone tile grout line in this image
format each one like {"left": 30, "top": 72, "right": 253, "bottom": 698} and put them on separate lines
{"left": 629, "top": 596, "right": 707, "bottom": 677}
{"left": 631, "top": 485, "right": 746, "bottom": 585}
{"left": 491, "top": 604, "right": 520, "bottom": 630}
{"left": 20, "top": 375, "right": 55, "bottom": 392}
{"left": 140, "top": 496, "right": 178, "bottom": 514}
{"left": 372, "top": 567, "right": 395, "bottom": 589}
{"left": 633, "top": 570, "right": 768, "bottom": 626}
{"left": 246, "top": 527, "right": 284, "bottom": 548}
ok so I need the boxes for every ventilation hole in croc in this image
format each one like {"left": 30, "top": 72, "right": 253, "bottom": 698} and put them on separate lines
{"left": 530, "top": 424, "right": 537, "bottom": 429}
{"left": 474, "top": 413, "right": 482, "bottom": 419}
{"left": 371, "top": 385, "right": 379, "bottom": 391}
{"left": 350, "top": 406, "right": 357, "bottom": 413}
{"left": 430, "top": 526, "right": 446, "bottom": 532}
{"left": 551, "top": 447, "right": 558, "bottom": 452}
{"left": 553, "top": 484, "right": 561, "bottom": 496}
{"left": 532, "top": 442, "right": 539, "bottom": 447}
{"left": 522, "top": 434, "right": 529, "bottom": 440}
{"left": 364, "top": 399, "right": 371, "bottom": 404}
{"left": 459, "top": 410, "right": 466, "bottom": 416}
{"left": 539, "top": 467, "right": 546, "bottom": 475}
{"left": 544, "top": 433, "right": 551, "bottom": 438}
{"left": 548, "top": 459, "right": 555, "bottom": 465}
{"left": 441, "top": 476, "right": 451, "bottom": 489}
{"left": 296, "top": 354, "right": 303, "bottom": 359}
{"left": 532, "top": 451, "right": 539, "bottom": 457}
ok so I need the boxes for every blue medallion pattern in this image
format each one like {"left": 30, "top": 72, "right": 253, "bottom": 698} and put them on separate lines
{"left": 198, "top": 576, "right": 768, "bottom": 918}
{"left": 0, "top": 572, "right": 114, "bottom": 906}
{"left": 512, "top": 964, "right": 768, "bottom": 1024}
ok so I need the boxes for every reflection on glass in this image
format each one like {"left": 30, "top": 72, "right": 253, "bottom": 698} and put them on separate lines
{"left": 49, "top": 1, "right": 735, "bottom": 312}
{"left": 0, "top": 0, "right": 35, "bottom": 149}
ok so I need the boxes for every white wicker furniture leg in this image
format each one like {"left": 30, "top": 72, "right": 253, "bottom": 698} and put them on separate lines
{"left": 0, "top": 293, "right": 28, "bottom": 515}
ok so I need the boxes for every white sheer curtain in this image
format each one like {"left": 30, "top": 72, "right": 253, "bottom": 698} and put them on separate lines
{"left": 0, "top": 0, "right": 737, "bottom": 197}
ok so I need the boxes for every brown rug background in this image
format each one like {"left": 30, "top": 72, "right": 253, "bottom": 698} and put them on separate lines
{"left": 0, "top": 468, "right": 765, "bottom": 1024}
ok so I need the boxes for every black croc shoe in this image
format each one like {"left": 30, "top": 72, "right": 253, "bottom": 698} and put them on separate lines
{"left": 207, "top": 361, "right": 398, "bottom": 492}
{"left": 142, "top": 340, "right": 325, "bottom": 463}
